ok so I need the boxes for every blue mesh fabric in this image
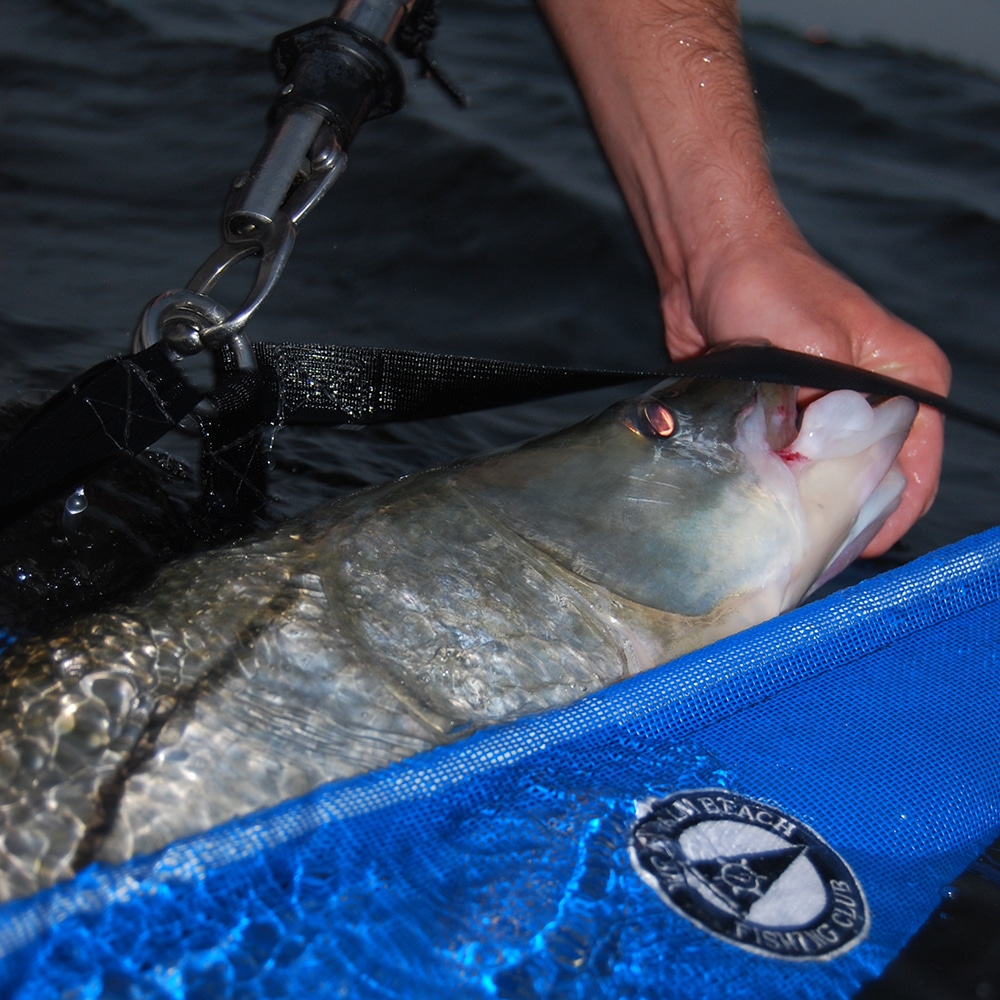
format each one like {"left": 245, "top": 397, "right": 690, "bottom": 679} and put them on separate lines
{"left": 2, "top": 527, "right": 1000, "bottom": 998}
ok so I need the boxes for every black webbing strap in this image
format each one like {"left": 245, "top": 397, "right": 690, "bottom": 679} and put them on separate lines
{"left": 253, "top": 341, "right": 992, "bottom": 429}
{"left": 0, "top": 339, "right": 994, "bottom": 530}
{"left": 252, "top": 342, "right": 657, "bottom": 424}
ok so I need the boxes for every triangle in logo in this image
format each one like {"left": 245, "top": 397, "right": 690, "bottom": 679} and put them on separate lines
{"left": 686, "top": 845, "right": 807, "bottom": 919}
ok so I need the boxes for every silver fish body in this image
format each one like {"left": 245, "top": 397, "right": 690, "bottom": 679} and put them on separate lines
{"left": 0, "top": 377, "right": 916, "bottom": 901}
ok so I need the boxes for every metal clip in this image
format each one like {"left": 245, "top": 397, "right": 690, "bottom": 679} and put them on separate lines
{"left": 189, "top": 211, "right": 297, "bottom": 344}
{"left": 132, "top": 213, "right": 295, "bottom": 361}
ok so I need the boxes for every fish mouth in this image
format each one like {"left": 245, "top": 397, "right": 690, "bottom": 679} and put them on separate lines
{"left": 754, "top": 384, "right": 918, "bottom": 592}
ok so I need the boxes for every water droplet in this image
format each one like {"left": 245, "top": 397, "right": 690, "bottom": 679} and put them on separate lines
{"left": 940, "top": 884, "right": 959, "bottom": 901}
{"left": 64, "top": 488, "right": 88, "bottom": 516}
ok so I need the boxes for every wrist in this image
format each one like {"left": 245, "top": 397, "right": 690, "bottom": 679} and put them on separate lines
{"left": 658, "top": 188, "right": 809, "bottom": 356}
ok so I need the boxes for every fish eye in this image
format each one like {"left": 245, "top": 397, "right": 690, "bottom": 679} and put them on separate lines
{"left": 627, "top": 400, "right": 677, "bottom": 439}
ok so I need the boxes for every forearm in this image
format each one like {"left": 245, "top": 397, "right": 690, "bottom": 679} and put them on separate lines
{"left": 536, "top": 0, "right": 791, "bottom": 313}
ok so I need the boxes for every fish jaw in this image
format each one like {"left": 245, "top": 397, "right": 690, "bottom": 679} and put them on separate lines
{"left": 742, "top": 386, "right": 918, "bottom": 606}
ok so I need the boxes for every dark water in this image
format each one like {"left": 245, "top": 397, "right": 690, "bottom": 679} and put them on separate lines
{"left": 2, "top": 0, "right": 1000, "bottom": 995}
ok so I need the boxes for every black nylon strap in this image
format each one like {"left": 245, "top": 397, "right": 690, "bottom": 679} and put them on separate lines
{"left": 252, "top": 342, "right": 652, "bottom": 424}
{"left": 253, "top": 341, "right": 996, "bottom": 432}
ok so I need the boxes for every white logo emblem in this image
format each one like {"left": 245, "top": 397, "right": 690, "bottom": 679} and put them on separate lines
{"left": 630, "top": 789, "right": 868, "bottom": 960}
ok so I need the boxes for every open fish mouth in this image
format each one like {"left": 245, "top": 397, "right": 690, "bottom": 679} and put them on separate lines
{"left": 749, "top": 383, "right": 918, "bottom": 594}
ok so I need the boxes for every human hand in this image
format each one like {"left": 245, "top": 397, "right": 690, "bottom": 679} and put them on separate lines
{"left": 662, "top": 227, "right": 951, "bottom": 557}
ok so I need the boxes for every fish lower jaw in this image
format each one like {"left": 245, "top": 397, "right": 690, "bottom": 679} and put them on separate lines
{"left": 806, "top": 464, "right": 907, "bottom": 595}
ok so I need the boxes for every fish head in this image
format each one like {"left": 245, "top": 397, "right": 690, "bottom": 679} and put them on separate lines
{"left": 607, "top": 376, "right": 918, "bottom": 618}
{"left": 467, "top": 376, "right": 917, "bottom": 625}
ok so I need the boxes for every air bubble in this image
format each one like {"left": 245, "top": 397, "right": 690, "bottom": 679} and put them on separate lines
{"left": 64, "top": 488, "right": 88, "bottom": 516}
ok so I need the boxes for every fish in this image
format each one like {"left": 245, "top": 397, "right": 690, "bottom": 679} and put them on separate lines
{"left": 0, "top": 376, "right": 916, "bottom": 902}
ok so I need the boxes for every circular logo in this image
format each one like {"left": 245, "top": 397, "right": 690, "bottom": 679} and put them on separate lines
{"left": 629, "top": 789, "right": 868, "bottom": 960}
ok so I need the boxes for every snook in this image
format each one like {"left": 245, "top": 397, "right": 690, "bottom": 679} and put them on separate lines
{"left": 0, "top": 378, "right": 915, "bottom": 901}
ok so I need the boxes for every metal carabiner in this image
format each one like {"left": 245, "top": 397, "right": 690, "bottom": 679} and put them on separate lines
{"left": 131, "top": 213, "right": 295, "bottom": 365}
{"left": 187, "top": 211, "right": 297, "bottom": 347}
